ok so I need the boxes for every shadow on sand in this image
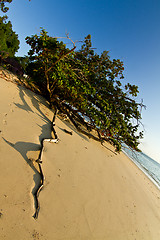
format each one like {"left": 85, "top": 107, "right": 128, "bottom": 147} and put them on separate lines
{"left": 3, "top": 85, "right": 54, "bottom": 218}
{"left": 2, "top": 138, "right": 42, "bottom": 213}
{"left": 57, "top": 116, "right": 89, "bottom": 141}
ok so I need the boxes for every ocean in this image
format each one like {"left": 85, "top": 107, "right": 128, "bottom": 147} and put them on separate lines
{"left": 122, "top": 145, "right": 160, "bottom": 190}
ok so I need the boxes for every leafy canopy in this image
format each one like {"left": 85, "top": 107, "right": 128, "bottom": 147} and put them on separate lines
{"left": 26, "top": 29, "right": 144, "bottom": 152}
{"left": 0, "top": 16, "right": 19, "bottom": 58}
{"left": 0, "top": 0, "right": 12, "bottom": 13}
{"left": 0, "top": 0, "right": 31, "bottom": 12}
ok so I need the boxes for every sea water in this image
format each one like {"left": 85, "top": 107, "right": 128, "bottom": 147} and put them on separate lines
{"left": 122, "top": 145, "right": 160, "bottom": 189}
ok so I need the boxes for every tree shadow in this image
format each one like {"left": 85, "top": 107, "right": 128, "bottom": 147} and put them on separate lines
{"left": 18, "top": 85, "right": 51, "bottom": 123}
{"left": 2, "top": 138, "right": 40, "bottom": 169}
{"left": 101, "top": 142, "right": 117, "bottom": 155}
{"left": 57, "top": 116, "right": 117, "bottom": 154}
{"left": 37, "top": 123, "right": 52, "bottom": 142}
{"left": 14, "top": 86, "right": 34, "bottom": 113}
{"left": 14, "top": 85, "right": 89, "bottom": 142}
{"left": 14, "top": 85, "right": 53, "bottom": 141}
{"left": 57, "top": 116, "right": 89, "bottom": 141}
{"left": 2, "top": 137, "right": 42, "bottom": 210}
{"left": 6, "top": 85, "right": 55, "bottom": 217}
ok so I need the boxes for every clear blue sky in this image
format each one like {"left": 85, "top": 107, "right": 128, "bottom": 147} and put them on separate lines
{"left": 4, "top": 0, "right": 160, "bottom": 163}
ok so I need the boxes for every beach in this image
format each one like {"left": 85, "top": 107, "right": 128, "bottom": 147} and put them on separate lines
{"left": 0, "top": 73, "right": 160, "bottom": 240}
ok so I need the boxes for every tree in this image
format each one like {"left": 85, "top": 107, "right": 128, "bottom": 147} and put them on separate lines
{"left": 26, "top": 29, "right": 77, "bottom": 106}
{"left": 0, "top": 0, "right": 12, "bottom": 13}
{"left": 0, "top": 0, "right": 31, "bottom": 12}
{"left": 0, "top": 16, "right": 19, "bottom": 58}
{"left": 26, "top": 29, "right": 144, "bottom": 152}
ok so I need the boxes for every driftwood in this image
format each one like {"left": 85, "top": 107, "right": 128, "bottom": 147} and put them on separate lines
{"left": 33, "top": 109, "right": 59, "bottom": 219}
{"left": 33, "top": 105, "right": 117, "bottom": 219}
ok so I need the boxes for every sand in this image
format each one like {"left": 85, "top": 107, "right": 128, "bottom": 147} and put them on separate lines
{"left": 0, "top": 72, "right": 160, "bottom": 240}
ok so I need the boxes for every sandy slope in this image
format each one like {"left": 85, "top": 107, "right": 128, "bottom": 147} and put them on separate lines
{"left": 0, "top": 75, "right": 160, "bottom": 240}
{"left": 0, "top": 76, "right": 54, "bottom": 239}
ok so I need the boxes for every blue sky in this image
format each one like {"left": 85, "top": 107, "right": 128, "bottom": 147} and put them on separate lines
{"left": 3, "top": 0, "right": 160, "bottom": 162}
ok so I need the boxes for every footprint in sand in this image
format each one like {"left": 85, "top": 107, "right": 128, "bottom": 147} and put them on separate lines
{"left": 3, "top": 120, "right": 7, "bottom": 125}
{"left": 3, "top": 113, "right": 8, "bottom": 125}
{"left": 32, "top": 230, "right": 41, "bottom": 239}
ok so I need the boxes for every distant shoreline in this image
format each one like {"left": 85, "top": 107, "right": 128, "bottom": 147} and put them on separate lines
{"left": 122, "top": 148, "right": 160, "bottom": 190}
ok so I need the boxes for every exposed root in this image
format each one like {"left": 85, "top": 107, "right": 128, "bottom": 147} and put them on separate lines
{"left": 33, "top": 109, "right": 59, "bottom": 219}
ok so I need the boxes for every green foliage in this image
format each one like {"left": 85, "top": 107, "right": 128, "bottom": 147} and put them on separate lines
{"left": 0, "top": 16, "right": 19, "bottom": 58}
{"left": 0, "top": 0, "right": 12, "bottom": 13}
{"left": 0, "top": 0, "right": 31, "bottom": 13}
{"left": 15, "top": 56, "right": 29, "bottom": 72}
{"left": 26, "top": 29, "right": 144, "bottom": 152}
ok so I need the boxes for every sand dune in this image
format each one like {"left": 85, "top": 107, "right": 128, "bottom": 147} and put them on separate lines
{"left": 0, "top": 74, "right": 160, "bottom": 240}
